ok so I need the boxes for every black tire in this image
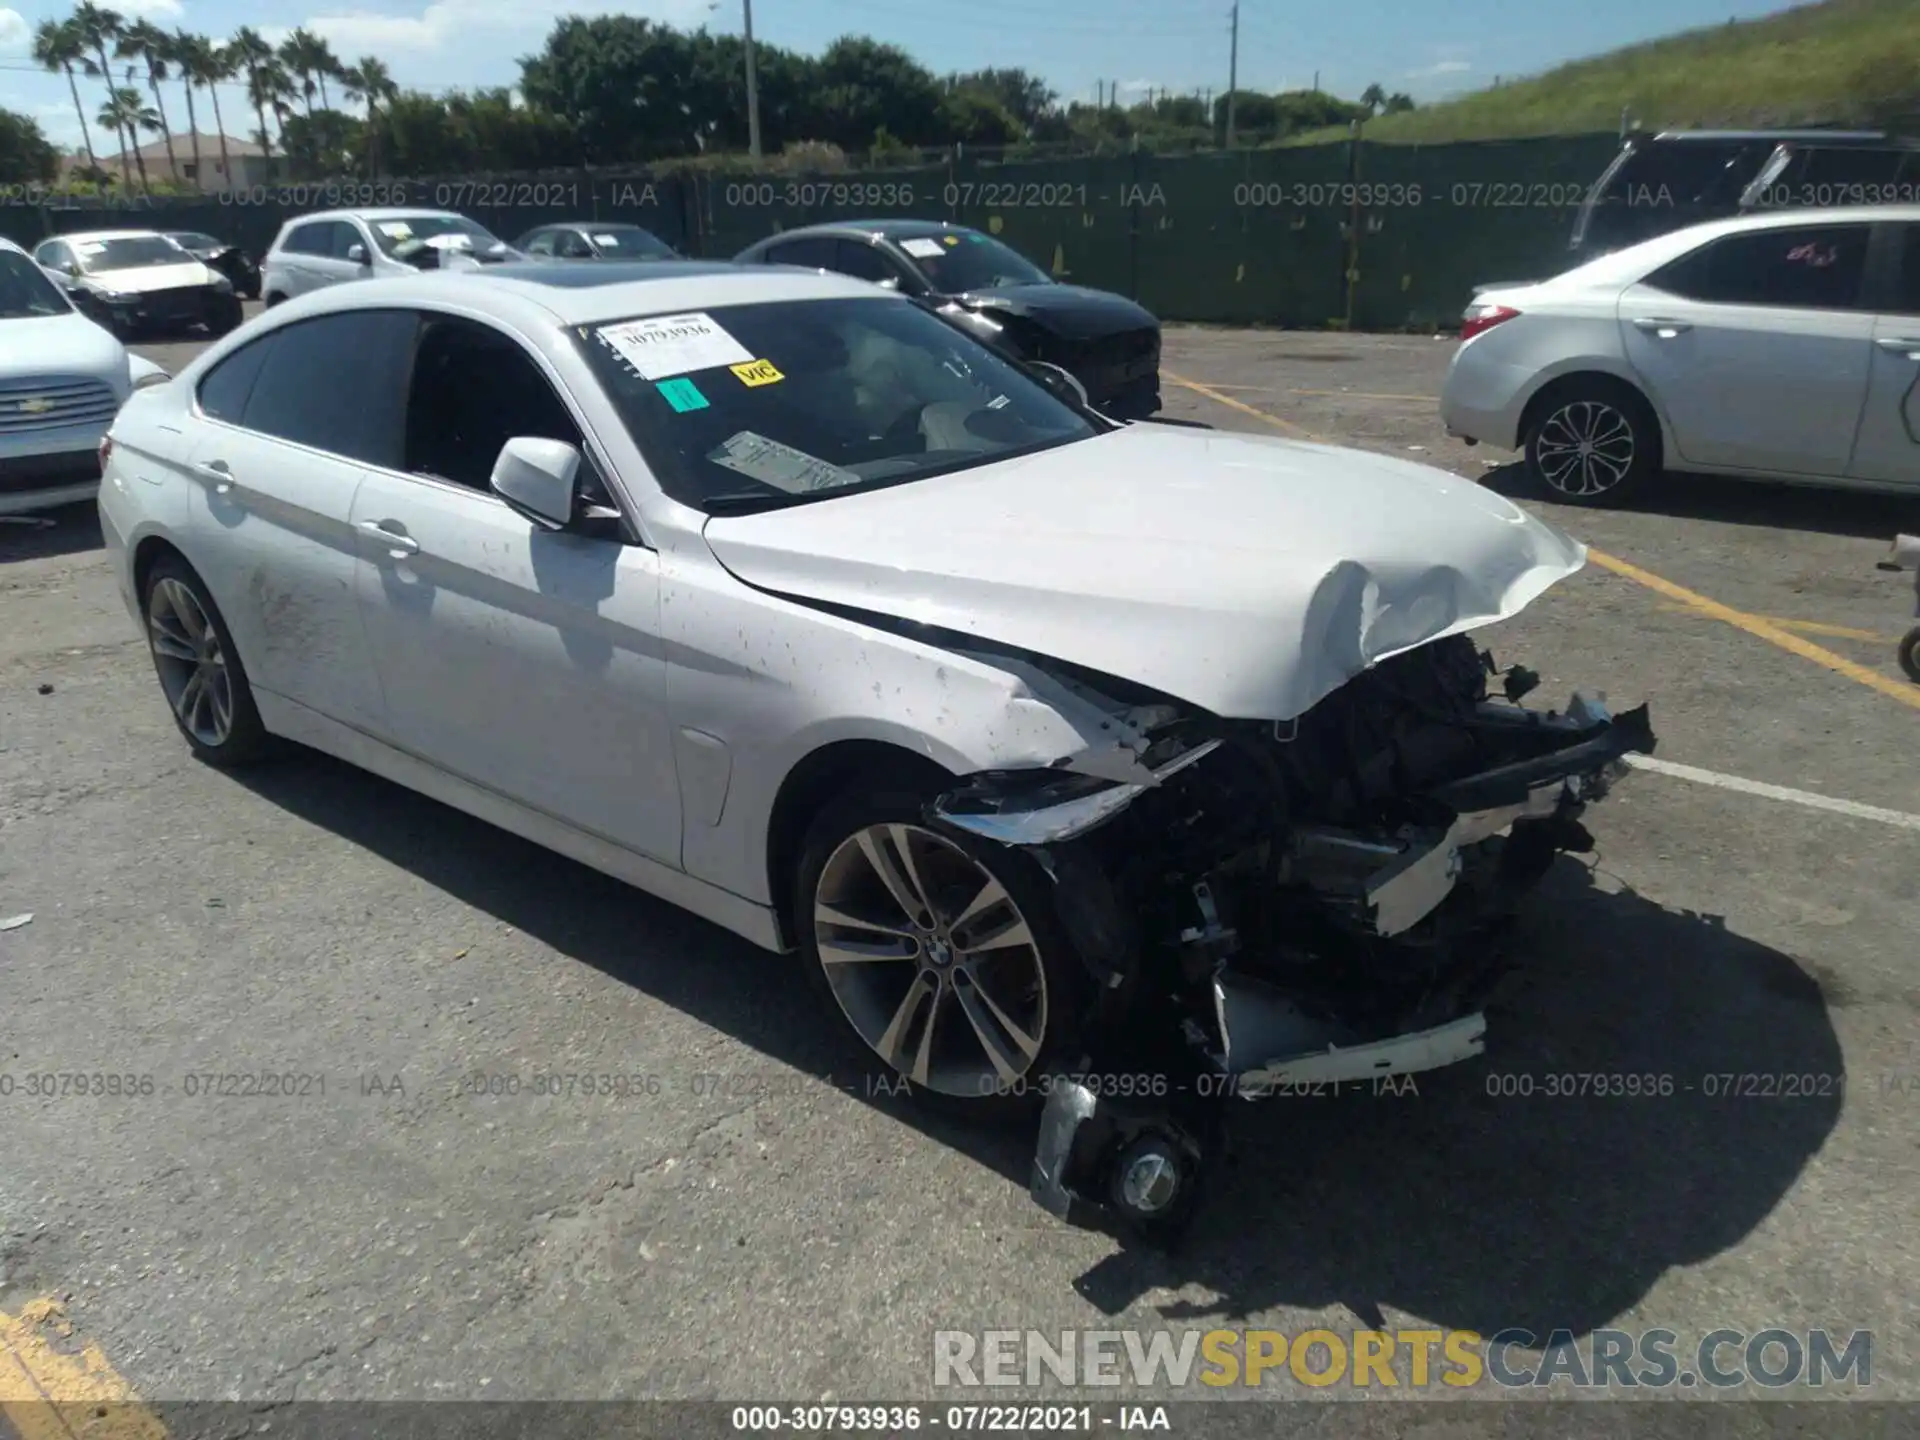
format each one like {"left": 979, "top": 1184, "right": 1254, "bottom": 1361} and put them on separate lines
{"left": 264, "top": 291, "right": 286, "bottom": 309}
{"left": 1900, "top": 626, "right": 1920, "bottom": 685}
{"left": 1524, "top": 378, "right": 1661, "bottom": 508}
{"left": 141, "top": 555, "right": 277, "bottom": 767}
{"left": 794, "top": 783, "right": 1092, "bottom": 1119}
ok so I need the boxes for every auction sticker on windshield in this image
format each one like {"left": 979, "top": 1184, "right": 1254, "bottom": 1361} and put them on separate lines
{"left": 599, "top": 312, "right": 753, "bottom": 381}
{"left": 731, "top": 358, "right": 785, "bottom": 387}
{"left": 710, "top": 432, "right": 859, "bottom": 494}
{"left": 901, "top": 238, "right": 946, "bottom": 259}
{"left": 377, "top": 222, "right": 413, "bottom": 238}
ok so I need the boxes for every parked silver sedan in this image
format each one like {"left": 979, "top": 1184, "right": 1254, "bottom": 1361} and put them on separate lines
{"left": 98, "top": 259, "right": 1652, "bottom": 1239}
{"left": 1442, "top": 204, "right": 1920, "bottom": 506}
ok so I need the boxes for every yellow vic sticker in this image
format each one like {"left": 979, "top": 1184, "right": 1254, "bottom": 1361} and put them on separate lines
{"left": 731, "top": 358, "right": 785, "bottom": 387}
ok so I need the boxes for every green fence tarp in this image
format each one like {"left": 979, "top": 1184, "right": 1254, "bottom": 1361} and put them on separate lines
{"left": 0, "top": 135, "right": 1625, "bottom": 328}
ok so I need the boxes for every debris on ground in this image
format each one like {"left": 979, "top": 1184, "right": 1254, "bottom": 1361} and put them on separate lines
{"left": 37, "top": 684, "right": 53, "bottom": 695}
{"left": 0, "top": 914, "right": 32, "bottom": 932}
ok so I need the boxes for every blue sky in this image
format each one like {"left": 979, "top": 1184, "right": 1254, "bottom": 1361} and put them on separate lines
{"left": 2, "top": 0, "right": 1800, "bottom": 155}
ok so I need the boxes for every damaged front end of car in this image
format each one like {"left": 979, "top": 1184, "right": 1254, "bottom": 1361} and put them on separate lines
{"left": 924, "top": 634, "right": 1655, "bottom": 1245}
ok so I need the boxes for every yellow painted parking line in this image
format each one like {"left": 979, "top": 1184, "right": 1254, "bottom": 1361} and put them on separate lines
{"left": 0, "top": 1298, "right": 167, "bottom": 1440}
{"left": 1165, "top": 371, "right": 1920, "bottom": 714}
{"left": 1653, "top": 604, "right": 1894, "bottom": 644}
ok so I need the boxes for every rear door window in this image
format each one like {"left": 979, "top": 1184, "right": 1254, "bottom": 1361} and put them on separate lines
{"left": 239, "top": 310, "right": 418, "bottom": 467}
{"left": 1646, "top": 224, "right": 1874, "bottom": 311}
{"left": 1892, "top": 225, "right": 1920, "bottom": 316}
{"left": 763, "top": 237, "right": 837, "bottom": 269}
{"left": 197, "top": 332, "right": 279, "bottom": 423}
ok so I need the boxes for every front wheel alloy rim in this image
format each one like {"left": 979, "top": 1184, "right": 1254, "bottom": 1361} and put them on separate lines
{"left": 147, "top": 578, "right": 234, "bottom": 746}
{"left": 814, "top": 823, "right": 1047, "bottom": 1098}
{"left": 1535, "top": 399, "right": 1635, "bottom": 497}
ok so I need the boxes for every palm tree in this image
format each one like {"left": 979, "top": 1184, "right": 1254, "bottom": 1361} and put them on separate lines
{"left": 71, "top": 3, "right": 130, "bottom": 181}
{"left": 341, "top": 56, "right": 395, "bottom": 175}
{"left": 230, "top": 27, "right": 279, "bottom": 170}
{"left": 1359, "top": 83, "right": 1387, "bottom": 116}
{"left": 117, "top": 19, "right": 179, "bottom": 183}
{"left": 97, "top": 86, "right": 158, "bottom": 193}
{"left": 31, "top": 18, "right": 100, "bottom": 177}
{"left": 278, "top": 29, "right": 339, "bottom": 116}
{"left": 175, "top": 33, "right": 235, "bottom": 187}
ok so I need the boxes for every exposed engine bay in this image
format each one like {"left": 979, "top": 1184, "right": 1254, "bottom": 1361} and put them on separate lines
{"left": 925, "top": 634, "right": 1656, "bottom": 1243}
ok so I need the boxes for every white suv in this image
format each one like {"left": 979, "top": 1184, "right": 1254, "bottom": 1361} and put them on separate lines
{"left": 260, "top": 209, "right": 521, "bottom": 306}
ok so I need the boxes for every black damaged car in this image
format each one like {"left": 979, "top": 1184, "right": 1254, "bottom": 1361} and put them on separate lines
{"left": 735, "top": 219, "right": 1162, "bottom": 420}
{"left": 162, "top": 230, "right": 261, "bottom": 300}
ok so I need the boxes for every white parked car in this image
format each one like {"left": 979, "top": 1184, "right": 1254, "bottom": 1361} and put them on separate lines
{"left": 32, "top": 229, "right": 243, "bottom": 340}
{"left": 99, "top": 263, "right": 1653, "bottom": 1237}
{"left": 261, "top": 208, "right": 522, "bottom": 305}
{"left": 0, "top": 237, "right": 169, "bottom": 515}
{"left": 1441, "top": 205, "right": 1920, "bottom": 506}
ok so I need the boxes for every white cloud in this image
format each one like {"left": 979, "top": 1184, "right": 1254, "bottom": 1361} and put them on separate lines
{"left": 0, "top": 8, "right": 30, "bottom": 53}
{"left": 287, "top": 0, "right": 710, "bottom": 58}
{"left": 118, "top": 0, "right": 185, "bottom": 17}
{"left": 1405, "top": 59, "right": 1472, "bottom": 79}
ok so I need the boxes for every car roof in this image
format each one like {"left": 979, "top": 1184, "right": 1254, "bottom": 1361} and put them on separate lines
{"left": 1547, "top": 202, "right": 1920, "bottom": 287}
{"left": 1643, "top": 128, "right": 1895, "bottom": 143}
{"left": 284, "top": 208, "right": 466, "bottom": 227}
{"left": 749, "top": 218, "right": 978, "bottom": 245}
{"left": 250, "top": 261, "right": 894, "bottom": 329}
{"left": 45, "top": 229, "right": 169, "bottom": 244}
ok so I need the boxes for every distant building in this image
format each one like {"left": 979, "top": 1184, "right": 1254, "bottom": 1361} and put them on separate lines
{"left": 64, "top": 133, "right": 273, "bottom": 193}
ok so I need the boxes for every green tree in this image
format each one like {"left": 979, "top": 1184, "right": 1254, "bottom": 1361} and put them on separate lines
{"left": 173, "top": 32, "right": 237, "bottom": 187}
{"left": 229, "top": 28, "right": 280, "bottom": 169}
{"left": 0, "top": 107, "right": 59, "bottom": 185}
{"left": 805, "top": 36, "right": 943, "bottom": 150}
{"left": 32, "top": 19, "right": 100, "bottom": 177}
{"left": 278, "top": 28, "right": 341, "bottom": 116}
{"left": 280, "top": 108, "right": 361, "bottom": 178}
{"left": 950, "top": 68, "right": 1056, "bottom": 133}
{"left": 97, "top": 85, "right": 158, "bottom": 191}
{"left": 341, "top": 57, "right": 397, "bottom": 175}
{"left": 71, "top": 3, "right": 131, "bottom": 181}
{"left": 1383, "top": 92, "right": 1416, "bottom": 113}
{"left": 519, "top": 17, "right": 706, "bottom": 161}
{"left": 117, "top": 19, "right": 180, "bottom": 182}
{"left": 1360, "top": 82, "right": 1387, "bottom": 115}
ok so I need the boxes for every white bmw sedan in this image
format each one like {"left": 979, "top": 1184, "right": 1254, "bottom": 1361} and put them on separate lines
{"left": 1441, "top": 205, "right": 1919, "bottom": 506}
{"left": 100, "top": 260, "right": 1653, "bottom": 1236}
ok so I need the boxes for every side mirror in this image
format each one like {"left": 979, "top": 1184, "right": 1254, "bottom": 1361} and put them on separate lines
{"left": 64, "top": 262, "right": 82, "bottom": 277}
{"left": 876, "top": 275, "right": 901, "bottom": 290}
{"left": 1029, "top": 361, "right": 1089, "bottom": 409}
{"left": 492, "top": 437, "right": 580, "bottom": 531}
{"left": 346, "top": 243, "right": 368, "bottom": 265}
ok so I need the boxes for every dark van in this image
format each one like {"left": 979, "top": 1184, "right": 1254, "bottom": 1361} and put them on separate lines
{"left": 1567, "top": 128, "right": 1920, "bottom": 262}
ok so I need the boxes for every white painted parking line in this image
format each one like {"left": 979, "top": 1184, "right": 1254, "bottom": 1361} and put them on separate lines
{"left": 1628, "top": 755, "right": 1920, "bottom": 832}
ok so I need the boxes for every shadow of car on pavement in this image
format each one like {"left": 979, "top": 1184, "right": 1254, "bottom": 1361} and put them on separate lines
{"left": 228, "top": 745, "right": 1843, "bottom": 1343}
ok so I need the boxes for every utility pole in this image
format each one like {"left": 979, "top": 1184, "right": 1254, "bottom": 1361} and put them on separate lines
{"left": 743, "top": 0, "right": 762, "bottom": 161}
{"left": 1225, "top": 0, "right": 1239, "bottom": 148}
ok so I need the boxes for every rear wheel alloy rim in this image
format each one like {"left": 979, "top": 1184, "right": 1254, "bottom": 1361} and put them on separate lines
{"left": 147, "top": 578, "right": 233, "bottom": 747}
{"left": 1536, "top": 400, "right": 1635, "bottom": 497}
{"left": 813, "top": 823, "right": 1047, "bottom": 1098}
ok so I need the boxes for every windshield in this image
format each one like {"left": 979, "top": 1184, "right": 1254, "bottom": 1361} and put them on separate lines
{"left": 898, "top": 232, "right": 1052, "bottom": 292}
{"left": 369, "top": 214, "right": 506, "bottom": 258}
{"left": 169, "top": 232, "right": 221, "bottom": 251}
{"left": 0, "top": 252, "right": 71, "bottom": 318}
{"left": 590, "top": 226, "right": 677, "bottom": 259}
{"left": 74, "top": 235, "right": 189, "bottom": 273}
{"left": 573, "top": 295, "right": 1096, "bottom": 513}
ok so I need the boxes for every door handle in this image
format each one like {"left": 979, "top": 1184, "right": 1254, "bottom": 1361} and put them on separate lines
{"left": 357, "top": 520, "right": 420, "bottom": 557}
{"left": 193, "top": 460, "right": 234, "bottom": 495}
{"left": 1875, "top": 337, "right": 1920, "bottom": 359}
{"left": 1632, "top": 317, "right": 1692, "bottom": 336}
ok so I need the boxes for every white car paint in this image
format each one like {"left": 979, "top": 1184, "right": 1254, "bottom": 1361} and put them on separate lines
{"left": 703, "top": 424, "right": 1584, "bottom": 722}
{"left": 99, "top": 266, "right": 1594, "bottom": 956}
{"left": 0, "top": 237, "right": 168, "bottom": 515}
{"left": 1440, "top": 204, "right": 1920, "bottom": 494}
{"left": 260, "top": 208, "right": 517, "bottom": 302}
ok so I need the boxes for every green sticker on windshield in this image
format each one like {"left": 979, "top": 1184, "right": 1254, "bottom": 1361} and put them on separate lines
{"left": 657, "top": 377, "right": 709, "bottom": 413}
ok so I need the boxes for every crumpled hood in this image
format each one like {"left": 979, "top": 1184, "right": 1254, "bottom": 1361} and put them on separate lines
{"left": 702, "top": 424, "right": 1586, "bottom": 721}
{"left": 955, "top": 283, "right": 1157, "bottom": 339}
{"left": 84, "top": 262, "right": 216, "bottom": 294}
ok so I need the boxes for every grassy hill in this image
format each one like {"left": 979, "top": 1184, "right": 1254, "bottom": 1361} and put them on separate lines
{"left": 1296, "top": 0, "right": 1920, "bottom": 144}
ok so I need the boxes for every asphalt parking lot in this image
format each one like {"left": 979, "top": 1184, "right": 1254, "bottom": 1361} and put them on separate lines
{"left": 3, "top": 309, "right": 1918, "bottom": 1425}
